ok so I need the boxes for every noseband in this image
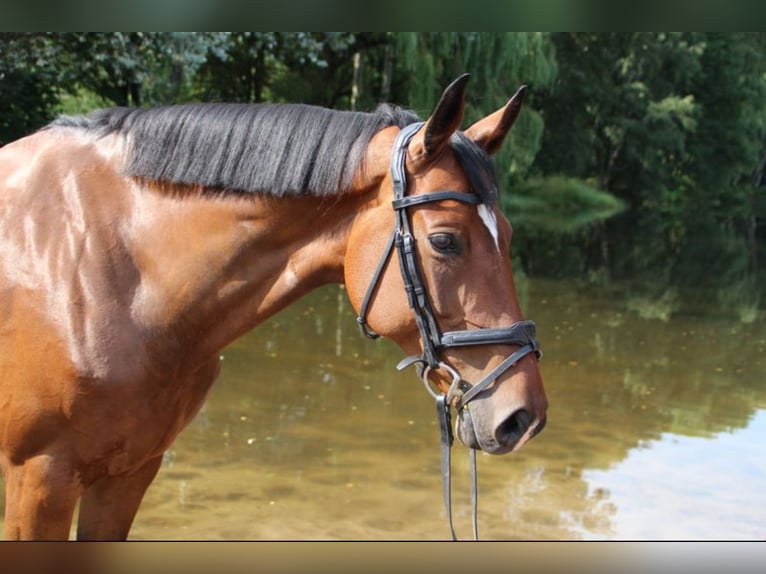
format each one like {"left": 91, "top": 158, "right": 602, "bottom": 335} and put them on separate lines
{"left": 356, "top": 122, "right": 542, "bottom": 540}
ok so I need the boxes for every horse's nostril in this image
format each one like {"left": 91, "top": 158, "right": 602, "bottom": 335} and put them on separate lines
{"left": 495, "top": 409, "right": 531, "bottom": 446}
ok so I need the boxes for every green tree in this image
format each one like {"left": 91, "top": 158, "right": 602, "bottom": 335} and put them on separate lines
{"left": 0, "top": 33, "right": 63, "bottom": 145}
{"left": 193, "top": 33, "right": 360, "bottom": 106}
{"left": 1, "top": 32, "right": 231, "bottom": 145}
{"left": 394, "top": 32, "right": 557, "bottom": 179}
{"left": 56, "top": 32, "right": 229, "bottom": 106}
{"left": 531, "top": 33, "right": 766, "bottom": 318}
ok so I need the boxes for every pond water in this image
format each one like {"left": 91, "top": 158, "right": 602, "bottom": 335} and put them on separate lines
{"left": 2, "top": 279, "right": 764, "bottom": 540}
{"left": 125, "top": 278, "right": 766, "bottom": 540}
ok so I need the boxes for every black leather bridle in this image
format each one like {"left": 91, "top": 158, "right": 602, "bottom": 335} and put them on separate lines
{"left": 356, "top": 122, "right": 542, "bottom": 540}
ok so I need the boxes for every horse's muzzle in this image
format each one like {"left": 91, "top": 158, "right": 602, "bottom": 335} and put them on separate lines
{"left": 457, "top": 405, "right": 547, "bottom": 454}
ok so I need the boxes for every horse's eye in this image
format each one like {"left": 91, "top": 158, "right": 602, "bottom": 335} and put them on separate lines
{"left": 428, "top": 233, "right": 461, "bottom": 255}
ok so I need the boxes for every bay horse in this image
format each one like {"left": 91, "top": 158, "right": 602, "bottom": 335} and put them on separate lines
{"left": 0, "top": 74, "right": 547, "bottom": 540}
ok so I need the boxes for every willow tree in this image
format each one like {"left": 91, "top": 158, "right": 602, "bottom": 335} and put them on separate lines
{"left": 394, "top": 32, "right": 557, "bottom": 179}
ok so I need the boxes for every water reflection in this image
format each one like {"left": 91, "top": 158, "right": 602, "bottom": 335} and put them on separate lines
{"left": 581, "top": 409, "right": 766, "bottom": 539}
{"left": 2, "top": 279, "right": 763, "bottom": 539}
{"left": 126, "top": 279, "right": 766, "bottom": 539}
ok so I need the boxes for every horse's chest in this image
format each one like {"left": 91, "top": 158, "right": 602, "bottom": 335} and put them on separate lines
{"left": 0, "top": 292, "right": 220, "bottom": 471}
{"left": 65, "top": 352, "right": 222, "bottom": 476}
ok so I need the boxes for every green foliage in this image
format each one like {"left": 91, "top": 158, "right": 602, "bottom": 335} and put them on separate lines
{"left": 193, "top": 33, "right": 360, "bottom": 107}
{"left": 55, "top": 32, "right": 231, "bottom": 106}
{"left": 0, "top": 34, "right": 62, "bottom": 145}
{"left": 506, "top": 176, "right": 626, "bottom": 234}
{"left": 55, "top": 86, "right": 111, "bottom": 116}
{"left": 395, "top": 32, "right": 557, "bottom": 180}
{"left": 532, "top": 33, "right": 766, "bottom": 317}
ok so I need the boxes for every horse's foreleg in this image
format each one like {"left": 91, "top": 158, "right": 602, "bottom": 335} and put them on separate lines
{"left": 76, "top": 454, "right": 163, "bottom": 540}
{"left": 3, "top": 453, "right": 81, "bottom": 540}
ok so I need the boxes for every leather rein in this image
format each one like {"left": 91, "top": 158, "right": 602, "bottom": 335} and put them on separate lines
{"left": 356, "top": 122, "right": 542, "bottom": 540}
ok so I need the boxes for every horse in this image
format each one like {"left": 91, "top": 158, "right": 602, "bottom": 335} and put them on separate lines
{"left": 0, "top": 74, "right": 547, "bottom": 540}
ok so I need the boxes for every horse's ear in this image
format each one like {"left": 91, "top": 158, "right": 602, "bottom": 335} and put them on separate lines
{"left": 415, "top": 74, "right": 470, "bottom": 160}
{"left": 464, "top": 85, "right": 527, "bottom": 155}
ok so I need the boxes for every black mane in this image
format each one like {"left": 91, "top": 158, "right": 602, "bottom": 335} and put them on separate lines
{"left": 52, "top": 102, "right": 498, "bottom": 202}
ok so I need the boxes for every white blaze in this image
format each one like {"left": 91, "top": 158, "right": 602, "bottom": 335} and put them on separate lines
{"left": 477, "top": 204, "right": 500, "bottom": 251}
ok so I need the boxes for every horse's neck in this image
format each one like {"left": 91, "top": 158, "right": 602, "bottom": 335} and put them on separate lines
{"left": 127, "top": 186, "right": 357, "bottom": 361}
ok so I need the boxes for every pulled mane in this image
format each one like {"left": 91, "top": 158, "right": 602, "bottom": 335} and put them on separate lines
{"left": 53, "top": 103, "right": 418, "bottom": 197}
{"left": 51, "top": 102, "right": 498, "bottom": 203}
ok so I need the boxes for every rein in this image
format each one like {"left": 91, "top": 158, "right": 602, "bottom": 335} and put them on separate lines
{"left": 356, "top": 122, "right": 542, "bottom": 540}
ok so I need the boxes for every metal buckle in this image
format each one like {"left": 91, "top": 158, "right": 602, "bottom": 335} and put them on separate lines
{"left": 421, "top": 361, "right": 462, "bottom": 403}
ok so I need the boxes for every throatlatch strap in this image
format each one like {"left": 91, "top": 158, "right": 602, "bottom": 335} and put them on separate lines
{"left": 356, "top": 230, "right": 397, "bottom": 339}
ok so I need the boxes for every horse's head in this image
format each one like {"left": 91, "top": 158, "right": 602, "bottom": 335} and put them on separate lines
{"left": 345, "top": 75, "right": 547, "bottom": 455}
